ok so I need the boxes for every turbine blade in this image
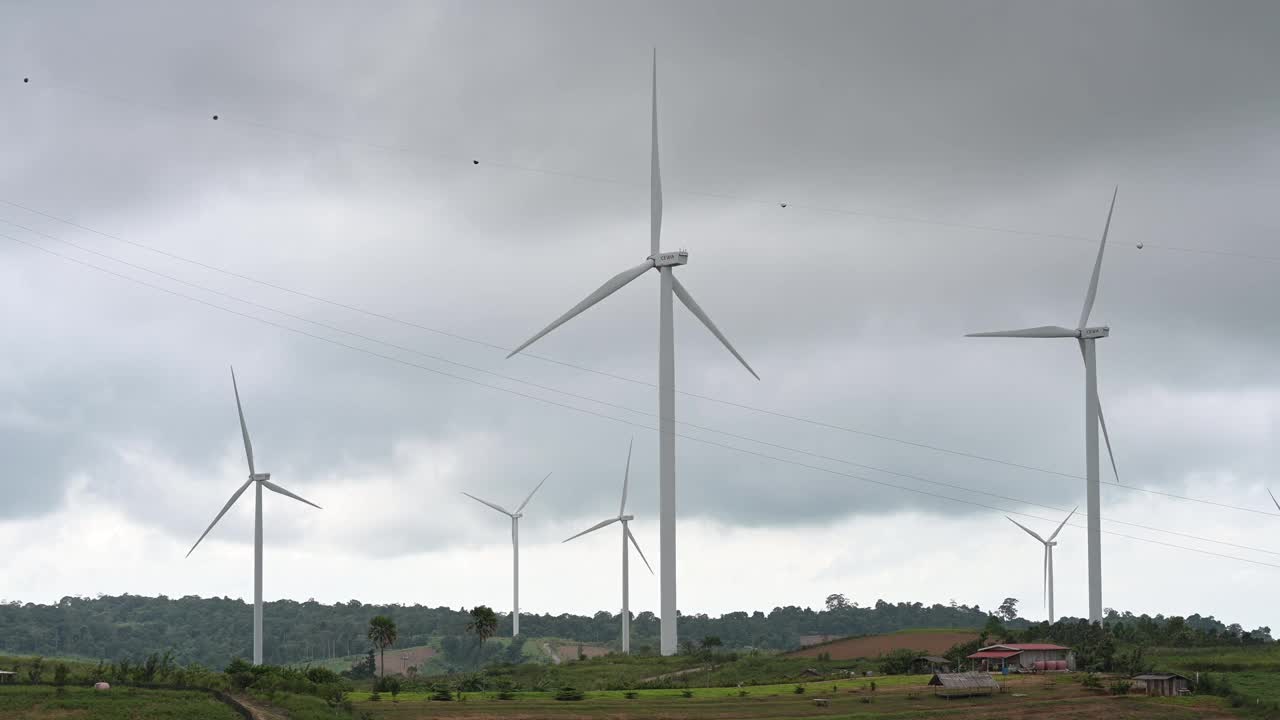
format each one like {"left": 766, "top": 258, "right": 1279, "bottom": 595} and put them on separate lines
{"left": 671, "top": 276, "right": 759, "bottom": 380}
{"left": 517, "top": 472, "right": 553, "bottom": 513}
{"left": 186, "top": 478, "right": 253, "bottom": 557}
{"left": 562, "top": 516, "right": 619, "bottom": 543}
{"left": 627, "top": 525, "right": 654, "bottom": 574}
{"left": 1269, "top": 488, "right": 1279, "bottom": 512}
{"left": 1047, "top": 506, "right": 1078, "bottom": 542}
{"left": 651, "top": 48, "right": 662, "bottom": 257}
{"left": 1043, "top": 547, "right": 1049, "bottom": 609}
{"left": 620, "top": 438, "right": 633, "bottom": 516}
{"left": 506, "top": 261, "right": 653, "bottom": 358}
{"left": 966, "top": 325, "right": 1078, "bottom": 339}
{"left": 1077, "top": 340, "right": 1121, "bottom": 484}
{"left": 461, "top": 492, "right": 513, "bottom": 517}
{"left": 1079, "top": 186, "right": 1118, "bottom": 329}
{"left": 1005, "top": 516, "right": 1046, "bottom": 544}
{"left": 230, "top": 366, "right": 255, "bottom": 477}
{"left": 262, "top": 480, "right": 322, "bottom": 510}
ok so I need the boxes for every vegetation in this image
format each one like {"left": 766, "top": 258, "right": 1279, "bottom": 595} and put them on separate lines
{"left": 367, "top": 615, "right": 397, "bottom": 678}
{"left": 0, "top": 685, "right": 240, "bottom": 719}
{"left": 467, "top": 606, "right": 498, "bottom": 645}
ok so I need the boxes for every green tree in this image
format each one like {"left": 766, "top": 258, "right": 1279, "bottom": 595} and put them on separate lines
{"left": 997, "top": 598, "right": 1019, "bottom": 622}
{"left": 825, "top": 594, "right": 850, "bottom": 611}
{"left": 367, "top": 615, "right": 398, "bottom": 678}
{"left": 467, "top": 606, "right": 498, "bottom": 645}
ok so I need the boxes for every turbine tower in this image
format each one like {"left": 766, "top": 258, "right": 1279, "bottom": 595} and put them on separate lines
{"left": 461, "top": 472, "right": 552, "bottom": 636}
{"left": 1006, "top": 507, "right": 1076, "bottom": 623}
{"left": 506, "top": 51, "right": 759, "bottom": 656}
{"left": 562, "top": 439, "right": 653, "bottom": 653}
{"left": 967, "top": 188, "right": 1121, "bottom": 623}
{"left": 187, "top": 367, "right": 322, "bottom": 665}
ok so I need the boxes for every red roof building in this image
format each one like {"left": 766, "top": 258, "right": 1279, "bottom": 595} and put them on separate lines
{"left": 966, "top": 643, "right": 1073, "bottom": 672}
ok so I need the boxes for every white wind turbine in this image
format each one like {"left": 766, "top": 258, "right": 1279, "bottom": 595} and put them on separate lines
{"left": 967, "top": 188, "right": 1121, "bottom": 623}
{"left": 1007, "top": 507, "right": 1076, "bottom": 623}
{"left": 187, "top": 367, "right": 322, "bottom": 665}
{"left": 461, "top": 472, "right": 552, "bottom": 636}
{"left": 562, "top": 439, "right": 653, "bottom": 653}
{"left": 506, "top": 51, "right": 758, "bottom": 656}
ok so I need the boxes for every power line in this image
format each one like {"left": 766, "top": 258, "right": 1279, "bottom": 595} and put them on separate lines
{"left": 7, "top": 214, "right": 1276, "bottom": 557}
{"left": 17, "top": 76, "right": 1280, "bottom": 264}
{"left": 4, "top": 229, "right": 1279, "bottom": 570}
{"left": 0, "top": 195, "right": 1271, "bottom": 519}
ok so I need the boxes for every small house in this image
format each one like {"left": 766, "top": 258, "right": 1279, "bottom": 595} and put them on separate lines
{"left": 966, "top": 643, "right": 1072, "bottom": 672}
{"left": 929, "top": 672, "right": 1000, "bottom": 698}
{"left": 0, "top": 671, "right": 16, "bottom": 684}
{"left": 1132, "top": 673, "right": 1191, "bottom": 697}
{"left": 912, "top": 656, "right": 952, "bottom": 674}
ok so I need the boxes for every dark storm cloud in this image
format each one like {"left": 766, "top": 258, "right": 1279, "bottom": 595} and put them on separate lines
{"left": 0, "top": 0, "right": 1278, "bottom": 552}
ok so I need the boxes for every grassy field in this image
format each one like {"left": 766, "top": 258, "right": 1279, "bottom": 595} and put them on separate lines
{"left": 352, "top": 674, "right": 1239, "bottom": 719}
{"left": 0, "top": 685, "right": 241, "bottom": 720}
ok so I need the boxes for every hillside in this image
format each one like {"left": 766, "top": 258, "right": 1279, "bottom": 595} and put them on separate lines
{"left": 788, "top": 629, "right": 981, "bottom": 659}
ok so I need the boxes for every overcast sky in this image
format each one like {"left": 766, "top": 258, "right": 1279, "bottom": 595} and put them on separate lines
{"left": 1, "top": 0, "right": 1279, "bottom": 631}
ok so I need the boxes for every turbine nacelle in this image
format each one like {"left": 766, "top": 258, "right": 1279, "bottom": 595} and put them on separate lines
{"left": 1080, "top": 326, "right": 1110, "bottom": 339}
{"left": 252, "top": 473, "right": 272, "bottom": 482}
{"left": 650, "top": 250, "right": 688, "bottom": 267}
{"left": 620, "top": 514, "right": 635, "bottom": 522}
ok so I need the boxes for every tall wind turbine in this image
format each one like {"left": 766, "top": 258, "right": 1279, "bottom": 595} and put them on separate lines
{"left": 562, "top": 439, "right": 653, "bottom": 653}
{"left": 461, "top": 472, "right": 552, "bottom": 636}
{"left": 506, "top": 51, "right": 759, "bottom": 656}
{"left": 187, "top": 367, "right": 322, "bottom": 665}
{"left": 967, "top": 188, "right": 1121, "bottom": 623}
{"left": 1006, "top": 507, "right": 1076, "bottom": 623}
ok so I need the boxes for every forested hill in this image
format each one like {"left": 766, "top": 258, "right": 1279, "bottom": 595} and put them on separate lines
{"left": 0, "top": 593, "right": 1255, "bottom": 669}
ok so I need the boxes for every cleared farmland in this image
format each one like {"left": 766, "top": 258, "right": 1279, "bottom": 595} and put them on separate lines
{"left": 789, "top": 628, "right": 980, "bottom": 659}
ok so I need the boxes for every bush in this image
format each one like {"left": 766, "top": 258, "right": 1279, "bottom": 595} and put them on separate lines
{"left": 870, "top": 681, "right": 877, "bottom": 692}
{"left": 368, "top": 692, "right": 381, "bottom": 702}
{"left": 737, "top": 690, "right": 749, "bottom": 697}
{"left": 1109, "top": 679, "right": 1133, "bottom": 695}
{"left": 860, "top": 696, "right": 873, "bottom": 704}
{"left": 430, "top": 685, "right": 454, "bottom": 701}
{"left": 793, "top": 684, "right": 806, "bottom": 694}
{"left": 1081, "top": 672, "right": 1103, "bottom": 689}
{"left": 624, "top": 691, "right": 639, "bottom": 699}
{"left": 555, "top": 686, "right": 585, "bottom": 701}
{"left": 681, "top": 689, "right": 694, "bottom": 698}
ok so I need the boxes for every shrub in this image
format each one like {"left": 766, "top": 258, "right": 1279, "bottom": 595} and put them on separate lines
{"left": 793, "top": 684, "right": 806, "bottom": 694}
{"left": 555, "top": 686, "right": 585, "bottom": 701}
{"left": 53, "top": 663, "right": 69, "bottom": 687}
{"left": 870, "top": 680, "right": 877, "bottom": 692}
{"left": 860, "top": 696, "right": 873, "bottom": 704}
{"left": 624, "top": 691, "right": 639, "bottom": 699}
{"left": 681, "top": 689, "right": 694, "bottom": 698}
{"left": 430, "top": 685, "right": 454, "bottom": 701}
{"left": 368, "top": 692, "right": 381, "bottom": 702}
{"left": 737, "top": 690, "right": 749, "bottom": 697}
{"left": 1081, "top": 672, "right": 1103, "bottom": 689}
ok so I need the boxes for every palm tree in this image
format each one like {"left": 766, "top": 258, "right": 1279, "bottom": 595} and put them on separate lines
{"left": 467, "top": 606, "right": 498, "bottom": 645}
{"left": 367, "top": 615, "right": 398, "bottom": 678}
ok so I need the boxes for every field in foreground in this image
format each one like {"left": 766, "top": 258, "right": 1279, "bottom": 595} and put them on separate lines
{"left": 788, "top": 628, "right": 980, "bottom": 659}
{"left": 0, "top": 685, "right": 241, "bottom": 720}
{"left": 354, "top": 674, "right": 1240, "bottom": 719}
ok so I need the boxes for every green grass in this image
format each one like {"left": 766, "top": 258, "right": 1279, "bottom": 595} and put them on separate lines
{"left": 1149, "top": 644, "right": 1280, "bottom": 673}
{"left": 0, "top": 685, "right": 240, "bottom": 719}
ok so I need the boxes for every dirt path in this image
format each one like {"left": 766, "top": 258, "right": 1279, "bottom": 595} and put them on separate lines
{"left": 541, "top": 642, "right": 561, "bottom": 665}
{"left": 230, "top": 693, "right": 288, "bottom": 720}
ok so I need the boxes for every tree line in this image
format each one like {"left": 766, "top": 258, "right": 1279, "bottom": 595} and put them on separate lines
{"left": 0, "top": 592, "right": 1267, "bottom": 669}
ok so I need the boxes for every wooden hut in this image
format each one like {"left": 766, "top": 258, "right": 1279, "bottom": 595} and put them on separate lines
{"left": 912, "top": 656, "right": 952, "bottom": 674}
{"left": 1132, "top": 673, "right": 1191, "bottom": 697}
{"left": 929, "top": 672, "right": 1000, "bottom": 698}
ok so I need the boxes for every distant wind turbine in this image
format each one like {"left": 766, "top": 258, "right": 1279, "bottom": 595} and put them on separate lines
{"left": 506, "top": 50, "right": 759, "bottom": 656}
{"left": 562, "top": 439, "right": 653, "bottom": 653}
{"left": 968, "top": 188, "right": 1121, "bottom": 623}
{"left": 1007, "top": 507, "right": 1076, "bottom": 623}
{"left": 187, "top": 367, "right": 322, "bottom": 665}
{"left": 462, "top": 472, "right": 552, "bottom": 636}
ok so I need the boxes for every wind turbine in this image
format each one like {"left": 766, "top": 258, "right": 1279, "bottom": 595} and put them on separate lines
{"left": 967, "top": 188, "right": 1121, "bottom": 623}
{"left": 562, "top": 439, "right": 653, "bottom": 653}
{"left": 461, "top": 472, "right": 552, "bottom": 636}
{"left": 187, "top": 367, "right": 322, "bottom": 665}
{"left": 1270, "top": 489, "right": 1279, "bottom": 512}
{"left": 1006, "top": 507, "right": 1076, "bottom": 623}
{"left": 506, "top": 51, "right": 759, "bottom": 656}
